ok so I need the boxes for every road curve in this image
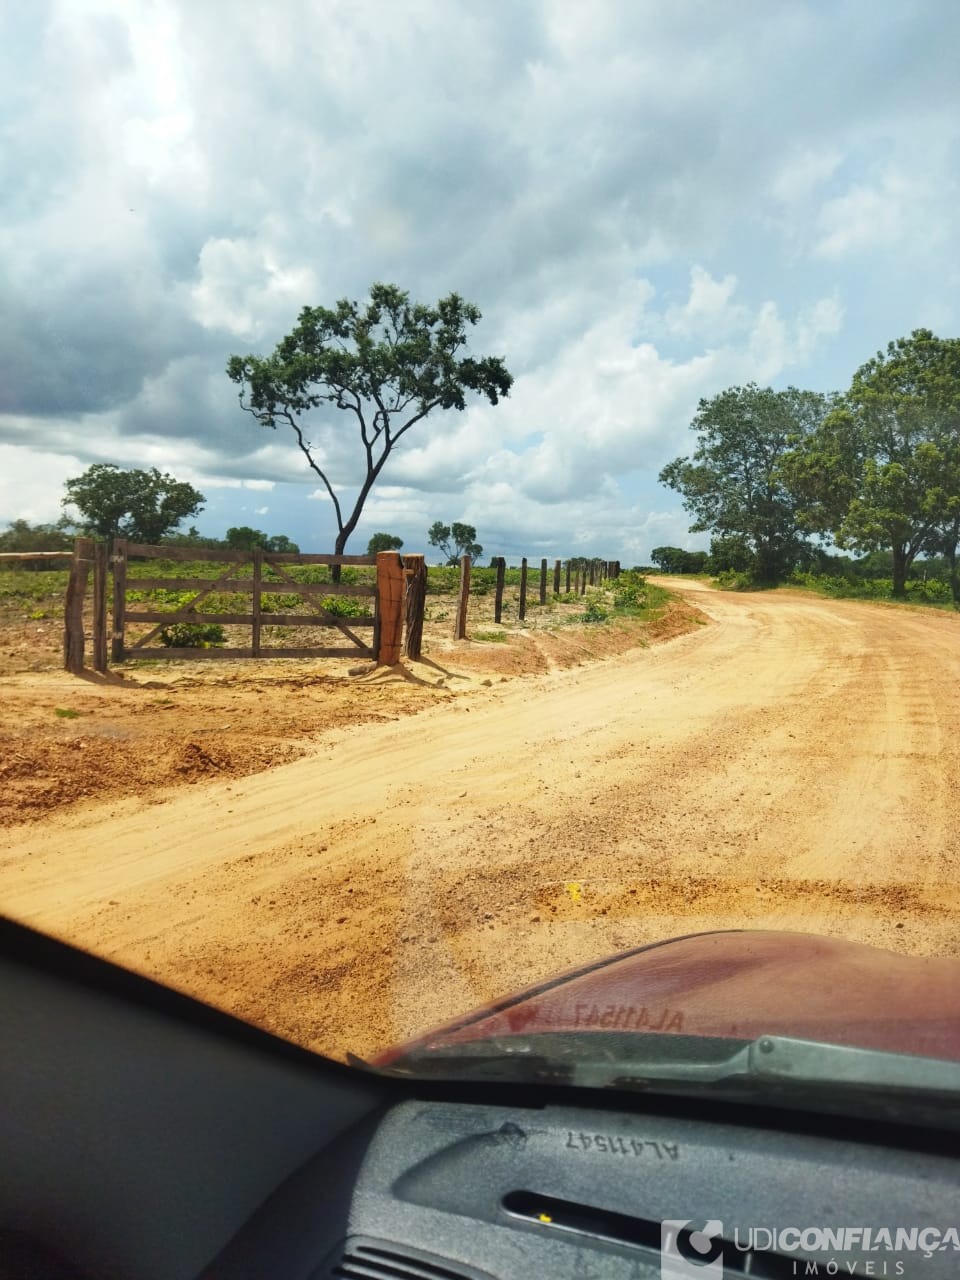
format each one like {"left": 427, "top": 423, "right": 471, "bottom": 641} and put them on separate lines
{"left": 3, "top": 581, "right": 959, "bottom": 1058}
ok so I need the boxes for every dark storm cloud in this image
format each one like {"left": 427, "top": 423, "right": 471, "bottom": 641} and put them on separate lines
{"left": 2, "top": 0, "right": 960, "bottom": 548}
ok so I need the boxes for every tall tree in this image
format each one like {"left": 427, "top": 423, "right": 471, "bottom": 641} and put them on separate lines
{"left": 784, "top": 330, "right": 960, "bottom": 597}
{"left": 923, "top": 434, "right": 960, "bottom": 605}
{"left": 428, "top": 521, "right": 482, "bottom": 565}
{"left": 227, "top": 283, "right": 512, "bottom": 566}
{"left": 659, "top": 384, "right": 833, "bottom": 583}
{"left": 62, "top": 464, "right": 205, "bottom": 543}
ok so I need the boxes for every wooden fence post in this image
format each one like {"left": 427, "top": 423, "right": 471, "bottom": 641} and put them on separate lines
{"left": 580, "top": 564, "right": 587, "bottom": 596}
{"left": 539, "top": 557, "right": 547, "bottom": 605}
{"left": 565, "top": 560, "right": 571, "bottom": 594}
{"left": 376, "top": 551, "right": 405, "bottom": 664}
{"left": 92, "top": 541, "right": 108, "bottom": 673}
{"left": 519, "top": 557, "right": 528, "bottom": 621}
{"left": 63, "top": 537, "right": 94, "bottom": 674}
{"left": 111, "top": 538, "right": 127, "bottom": 662}
{"left": 553, "top": 559, "right": 561, "bottom": 595}
{"left": 454, "top": 554, "right": 471, "bottom": 640}
{"left": 402, "top": 554, "right": 426, "bottom": 659}
{"left": 251, "top": 548, "right": 263, "bottom": 657}
{"left": 494, "top": 556, "right": 506, "bottom": 624}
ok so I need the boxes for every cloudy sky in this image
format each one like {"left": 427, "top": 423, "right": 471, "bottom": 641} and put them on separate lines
{"left": 3, "top": 0, "right": 959, "bottom": 562}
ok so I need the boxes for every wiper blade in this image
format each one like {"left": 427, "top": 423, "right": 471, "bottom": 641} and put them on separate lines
{"left": 382, "top": 1031, "right": 960, "bottom": 1101}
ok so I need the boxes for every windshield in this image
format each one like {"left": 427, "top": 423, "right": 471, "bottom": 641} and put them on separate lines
{"left": 2, "top": 0, "right": 960, "bottom": 1131}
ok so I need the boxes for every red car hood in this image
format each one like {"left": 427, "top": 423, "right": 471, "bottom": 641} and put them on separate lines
{"left": 377, "top": 931, "right": 960, "bottom": 1065}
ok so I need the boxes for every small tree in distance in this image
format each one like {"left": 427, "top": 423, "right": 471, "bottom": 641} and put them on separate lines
{"left": 428, "top": 521, "right": 482, "bottom": 565}
{"left": 367, "top": 532, "right": 404, "bottom": 555}
{"left": 225, "top": 526, "right": 300, "bottom": 553}
{"left": 63, "top": 464, "right": 205, "bottom": 543}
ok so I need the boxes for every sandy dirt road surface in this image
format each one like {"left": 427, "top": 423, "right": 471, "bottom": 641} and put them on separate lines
{"left": 3, "top": 581, "right": 959, "bottom": 1060}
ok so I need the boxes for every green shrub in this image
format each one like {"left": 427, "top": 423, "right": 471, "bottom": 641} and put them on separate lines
{"left": 320, "top": 595, "right": 370, "bottom": 617}
{"left": 612, "top": 572, "right": 648, "bottom": 610}
{"left": 158, "top": 622, "right": 226, "bottom": 648}
{"left": 715, "top": 570, "right": 758, "bottom": 591}
{"left": 582, "top": 600, "right": 610, "bottom": 623}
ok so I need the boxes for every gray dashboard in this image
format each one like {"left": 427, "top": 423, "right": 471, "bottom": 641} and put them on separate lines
{"left": 1, "top": 917, "right": 957, "bottom": 1280}
{"left": 206, "top": 1097, "right": 960, "bottom": 1279}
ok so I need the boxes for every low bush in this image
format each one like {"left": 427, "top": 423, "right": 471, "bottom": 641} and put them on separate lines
{"left": 159, "top": 622, "right": 226, "bottom": 648}
{"left": 319, "top": 595, "right": 371, "bottom": 617}
{"left": 582, "top": 600, "right": 610, "bottom": 623}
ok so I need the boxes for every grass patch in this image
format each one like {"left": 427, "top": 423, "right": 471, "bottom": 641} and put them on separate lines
{"left": 54, "top": 707, "right": 81, "bottom": 719}
{"left": 473, "top": 629, "right": 508, "bottom": 643}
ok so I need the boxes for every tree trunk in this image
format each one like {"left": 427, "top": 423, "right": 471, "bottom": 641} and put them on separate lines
{"left": 947, "top": 535, "right": 960, "bottom": 608}
{"left": 891, "top": 543, "right": 908, "bottom": 598}
{"left": 331, "top": 528, "right": 348, "bottom": 583}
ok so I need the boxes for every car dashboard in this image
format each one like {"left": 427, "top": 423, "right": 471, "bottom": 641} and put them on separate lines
{"left": 1, "top": 918, "right": 957, "bottom": 1280}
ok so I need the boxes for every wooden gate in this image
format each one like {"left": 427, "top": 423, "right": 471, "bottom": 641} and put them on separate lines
{"left": 107, "top": 541, "right": 406, "bottom": 665}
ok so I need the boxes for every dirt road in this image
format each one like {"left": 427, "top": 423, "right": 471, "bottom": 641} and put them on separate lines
{"left": 3, "top": 582, "right": 959, "bottom": 1059}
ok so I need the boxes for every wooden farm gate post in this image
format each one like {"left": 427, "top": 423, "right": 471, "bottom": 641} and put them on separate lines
{"left": 402, "top": 554, "right": 426, "bottom": 660}
{"left": 63, "top": 537, "right": 94, "bottom": 674}
{"left": 454, "top": 554, "right": 471, "bottom": 640}
{"left": 111, "top": 538, "right": 128, "bottom": 662}
{"left": 376, "top": 550, "right": 405, "bottom": 664}
{"left": 493, "top": 557, "right": 506, "bottom": 623}
{"left": 92, "top": 541, "right": 108, "bottom": 673}
{"left": 455, "top": 555, "right": 476, "bottom": 645}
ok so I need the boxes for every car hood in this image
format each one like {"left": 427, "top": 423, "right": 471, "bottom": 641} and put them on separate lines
{"left": 376, "top": 930, "right": 960, "bottom": 1066}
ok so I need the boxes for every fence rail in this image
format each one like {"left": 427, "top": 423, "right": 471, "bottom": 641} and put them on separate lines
{"left": 0, "top": 550, "right": 74, "bottom": 560}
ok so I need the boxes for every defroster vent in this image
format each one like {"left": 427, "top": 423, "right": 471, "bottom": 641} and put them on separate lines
{"left": 319, "top": 1235, "right": 497, "bottom": 1280}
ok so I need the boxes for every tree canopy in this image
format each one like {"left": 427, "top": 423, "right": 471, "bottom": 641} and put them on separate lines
{"left": 783, "top": 329, "right": 960, "bottom": 597}
{"left": 659, "top": 384, "right": 833, "bottom": 582}
{"left": 366, "top": 532, "right": 404, "bottom": 555}
{"left": 0, "top": 518, "right": 74, "bottom": 553}
{"left": 649, "top": 546, "right": 709, "bottom": 574}
{"left": 227, "top": 283, "right": 512, "bottom": 562}
{"left": 428, "top": 521, "right": 482, "bottom": 565}
{"left": 62, "top": 464, "right": 205, "bottom": 544}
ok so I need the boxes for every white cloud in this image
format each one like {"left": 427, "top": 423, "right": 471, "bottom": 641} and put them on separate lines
{"left": 3, "top": 0, "right": 960, "bottom": 559}
{"left": 665, "top": 267, "right": 742, "bottom": 340}
{"left": 770, "top": 147, "right": 844, "bottom": 208}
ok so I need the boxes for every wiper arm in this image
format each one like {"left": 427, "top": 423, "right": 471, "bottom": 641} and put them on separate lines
{"left": 382, "top": 1031, "right": 960, "bottom": 1101}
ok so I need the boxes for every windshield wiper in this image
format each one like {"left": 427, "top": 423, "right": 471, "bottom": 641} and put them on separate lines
{"left": 381, "top": 1031, "right": 960, "bottom": 1116}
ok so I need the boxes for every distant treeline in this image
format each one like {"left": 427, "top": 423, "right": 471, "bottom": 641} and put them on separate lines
{"left": 0, "top": 519, "right": 300, "bottom": 565}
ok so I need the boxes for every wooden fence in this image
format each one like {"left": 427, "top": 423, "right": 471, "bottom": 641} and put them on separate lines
{"left": 61, "top": 539, "right": 419, "bottom": 674}
{"left": 56, "top": 539, "right": 621, "bottom": 672}
{"left": 459, "top": 554, "right": 621, "bottom": 632}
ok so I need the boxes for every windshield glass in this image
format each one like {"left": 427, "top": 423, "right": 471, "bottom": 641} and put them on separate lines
{"left": 2, "top": 0, "right": 960, "bottom": 1126}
